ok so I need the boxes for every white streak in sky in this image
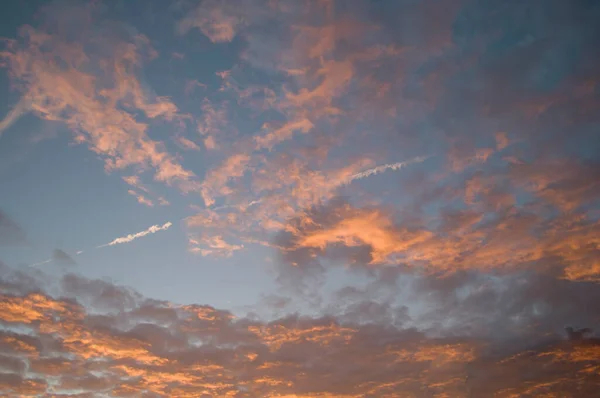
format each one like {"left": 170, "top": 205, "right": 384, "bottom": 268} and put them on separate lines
{"left": 29, "top": 259, "right": 52, "bottom": 267}
{"left": 212, "top": 199, "right": 262, "bottom": 212}
{"left": 347, "top": 155, "right": 430, "bottom": 183}
{"left": 97, "top": 222, "right": 173, "bottom": 248}
{"left": 0, "top": 96, "right": 31, "bottom": 137}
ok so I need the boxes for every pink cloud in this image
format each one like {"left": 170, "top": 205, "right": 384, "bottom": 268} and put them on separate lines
{"left": 0, "top": 6, "right": 193, "bottom": 187}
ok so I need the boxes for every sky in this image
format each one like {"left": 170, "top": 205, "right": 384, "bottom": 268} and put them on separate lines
{"left": 0, "top": 0, "right": 599, "bottom": 396}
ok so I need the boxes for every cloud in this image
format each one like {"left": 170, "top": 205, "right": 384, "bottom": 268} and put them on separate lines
{"left": 274, "top": 194, "right": 600, "bottom": 282}
{"left": 188, "top": 235, "right": 243, "bottom": 257}
{"left": 28, "top": 259, "right": 52, "bottom": 267}
{"left": 200, "top": 153, "right": 252, "bottom": 207}
{"left": 0, "top": 2, "right": 194, "bottom": 188}
{"left": 127, "top": 189, "right": 154, "bottom": 207}
{"left": 177, "top": 0, "right": 260, "bottom": 43}
{"left": 345, "top": 155, "right": 430, "bottom": 183}
{"left": 0, "top": 210, "right": 27, "bottom": 246}
{"left": 276, "top": 199, "right": 432, "bottom": 268}
{"left": 254, "top": 117, "right": 314, "bottom": 151}
{"left": 97, "top": 222, "right": 173, "bottom": 248}
{"left": 195, "top": 97, "right": 232, "bottom": 150}
{"left": 123, "top": 176, "right": 170, "bottom": 207}
{"left": 51, "top": 249, "right": 77, "bottom": 266}
{"left": 2, "top": 3, "right": 599, "bottom": 396}
{"left": 176, "top": 136, "right": 201, "bottom": 151}
{"left": 0, "top": 265, "right": 598, "bottom": 396}
{"left": 0, "top": 95, "right": 30, "bottom": 137}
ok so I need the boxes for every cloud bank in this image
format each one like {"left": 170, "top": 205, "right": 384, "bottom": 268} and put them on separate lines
{"left": 0, "top": 265, "right": 598, "bottom": 397}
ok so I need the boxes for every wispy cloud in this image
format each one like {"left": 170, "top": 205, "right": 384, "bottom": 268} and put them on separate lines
{"left": 127, "top": 189, "right": 154, "bottom": 207}
{"left": 97, "top": 222, "right": 173, "bottom": 248}
{"left": 0, "top": 96, "right": 30, "bottom": 137}
{"left": 1, "top": 2, "right": 194, "bottom": 190}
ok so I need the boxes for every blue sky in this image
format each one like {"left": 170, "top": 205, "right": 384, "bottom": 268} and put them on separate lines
{"left": 1, "top": 0, "right": 600, "bottom": 396}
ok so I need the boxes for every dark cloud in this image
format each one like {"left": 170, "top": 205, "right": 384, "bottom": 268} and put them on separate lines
{"left": 0, "top": 210, "right": 27, "bottom": 246}
{"left": 411, "top": 268, "right": 600, "bottom": 343}
{"left": 51, "top": 249, "right": 77, "bottom": 266}
{"left": 1, "top": 265, "right": 599, "bottom": 396}
{"left": 61, "top": 273, "right": 141, "bottom": 311}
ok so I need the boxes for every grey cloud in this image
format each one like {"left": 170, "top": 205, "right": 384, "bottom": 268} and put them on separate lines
{"left": 52, "top": 249, "right": 77, "bottom": 266}
{"left": 0, "top": 210, "right": 27, "bottom": 246}
{"left": 1, "top": 265, "right": 599, "bottom": 396}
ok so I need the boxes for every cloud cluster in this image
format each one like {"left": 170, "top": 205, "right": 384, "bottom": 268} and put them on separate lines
{"left": 271, "top": 182, "right": 599, "bottom": 284}
{"left": 1, "top": 0, "right": 600, "bottom": 395}
{"left": 0, "top": 2, "right": 193, "bottom": 190}
{"left": 0, "top": 265, "right": 598, "bottom": 397}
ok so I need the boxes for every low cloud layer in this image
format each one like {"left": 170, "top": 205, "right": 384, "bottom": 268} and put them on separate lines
{"left": 0, "top": 265, "right": 598, "bottom": 397}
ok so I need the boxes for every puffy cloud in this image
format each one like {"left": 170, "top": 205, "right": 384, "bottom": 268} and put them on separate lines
{"left": 0, "top": 266, "right": 598, "bottom": 396}
{"left": 273, "top": 195, "right": 600, "bottom": 282}
{"left": 286, "top": 202, "right": 431, "bottom": 265}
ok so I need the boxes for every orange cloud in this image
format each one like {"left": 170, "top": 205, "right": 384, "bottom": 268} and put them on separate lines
{"left": 128, "top": 189, "right": 154, "bottom": 207}
{"left": 177, "top": 0, "right": 257, "bottom": 43}
{"left": 254, "top": 117, "right": 314, "bottom": 150}
{"left": 189, "top": 235, "right": 244, "bottom": 257}
{"left": 297, "top": 207, "right": 432, "bottom": 264}
{"left": 1, "top": 266, "right": 599, "bottom": 397}
{"left": 177, "top": 136, "right": 202, "bottom": 151}
{"left": 0, "top": 5, "right": 193, "bottom": 187}
{"left": 200, "top": 153, "right": 252, "bottom": 207}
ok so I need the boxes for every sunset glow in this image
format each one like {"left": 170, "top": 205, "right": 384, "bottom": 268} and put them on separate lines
{"left": 1, "top": 0, "right": 600, "bottom": 396}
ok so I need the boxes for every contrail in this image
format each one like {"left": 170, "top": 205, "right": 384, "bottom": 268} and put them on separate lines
{"left": 0, "top": 96, "right": 31, "bottom": 137}
{"left": 28, "top": 259, "right": 52, "bottom": 267}
{"left": 97, "top": 222, "right": 173, "bottom": 248}
{"left": 347, "top": 155, "right": 430, "bottom": 183}
{"left": 211, "top": 199, "right": 262, "bottom": 212}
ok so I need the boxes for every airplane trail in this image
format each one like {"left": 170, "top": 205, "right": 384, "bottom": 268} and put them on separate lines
{"left": 347, "top": 155, "right": 430, "bottom": 184}
{"left": 97, "top": 222, "right": 173, "bottom": 248}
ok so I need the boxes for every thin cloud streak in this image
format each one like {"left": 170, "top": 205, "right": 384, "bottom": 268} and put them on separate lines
{"left": 347, "top": 155, "right": 430, "bottom": 183}
{"left": 28, "top": 259, "right": 52, "bottom": 267}
{"left": 0, "top": 96, "right": 30, "bottom": 137}
{"left": 97, "top": 222, "right": 173, "bottom": 248}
